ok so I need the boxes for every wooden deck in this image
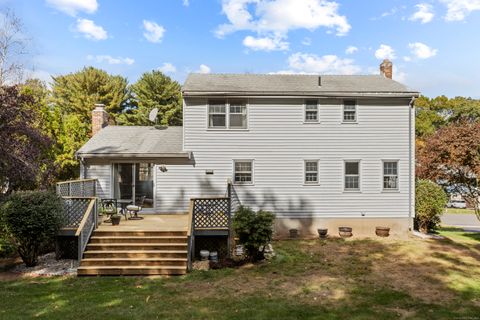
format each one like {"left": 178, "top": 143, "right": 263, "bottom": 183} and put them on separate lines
{"left": 97, "top": 214, "right": 189, "bottom": 232}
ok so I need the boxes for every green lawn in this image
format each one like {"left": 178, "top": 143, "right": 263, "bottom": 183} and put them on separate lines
{"left": 445, "top": 208, "right": 476, "bottom": 214}
{"left": 1, "top": 230, "right": 479, "bottom": 320}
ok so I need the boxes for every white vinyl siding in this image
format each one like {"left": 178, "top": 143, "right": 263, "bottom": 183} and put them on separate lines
{"left": 84, "top": 163, "right": 111, "bottom": 199}
{"left": 383, "top": 161, "right": 399, "bottom": 190}
{"left": 233, "top": 160, "right": 253, "bottom": 185}
{"left": 84, "top": 96, "right": 412, "bottom": 218}
{"left": 304, "top": 160, "right": 319, "bottom": 184}
{"left": 304, "top": 100, "right": 319, "bottom": 122}
{"left": 344, "top": 161, "right": 360, "bottom": 191}
{"left": 343, "top": 100, "right": 357, "bottom": 122}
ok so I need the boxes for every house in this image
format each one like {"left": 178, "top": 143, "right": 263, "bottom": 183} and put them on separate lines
{"left": 77, "top": 59, "right": 419, "bottom": 238}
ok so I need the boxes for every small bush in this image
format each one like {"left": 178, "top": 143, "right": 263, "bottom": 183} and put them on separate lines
{"left": 232, "top": 206, "right": 275, "bottom": 261}
{"left": 0, "top": 191, "right": 64, "bottom": 266}
{"left": 415, "top": 179, "right": 447, "bottom": 233}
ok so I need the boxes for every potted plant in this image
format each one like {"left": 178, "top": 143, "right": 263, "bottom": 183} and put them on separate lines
{"left": 317, "top": 228, "right": 328, "bottom": 239}
{"left": 375, "top": 227, "right": 390, "bottom": 237}
{"left": 338, "top": 227, "right": 353, "bottom": 238}
{"left": 111, "top": 214, "right": 121, "bottom": 226}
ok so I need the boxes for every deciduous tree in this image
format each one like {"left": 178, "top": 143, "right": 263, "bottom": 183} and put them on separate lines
{"left": 417, "top": 121, "right": 480, "bottom": 220}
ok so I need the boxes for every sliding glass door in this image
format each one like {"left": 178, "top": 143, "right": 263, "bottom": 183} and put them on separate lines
{"left": 113, "top": 163, "right": 154, "bottom": 209}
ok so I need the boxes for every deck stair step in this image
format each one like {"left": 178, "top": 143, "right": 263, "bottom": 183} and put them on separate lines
{"left": 78, "top": 229, "right": 189, "bottom": 276}
{"left": 89, "top": 236, "right": 187, "bottom": 244}
{"left": 77, "top": 266, "right": 187, "bottom": 276}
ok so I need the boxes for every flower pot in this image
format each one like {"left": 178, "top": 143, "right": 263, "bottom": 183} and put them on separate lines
{"left": 317, "top": 228, "right": 328, "bottom": 238}
{"left": 289, "top": 229, "right": 299, "bottom": 239}
{"left": 375, "top": 227, "right": 390, "bottom": 237}
{"left": 111, "top": 215, "right": 121, "bottom": 226}
{"left": 338, "top": 227, "right": 353, "bottom": 238}
{"left": 200, "top": 250, "right": 210, "bottom": 261}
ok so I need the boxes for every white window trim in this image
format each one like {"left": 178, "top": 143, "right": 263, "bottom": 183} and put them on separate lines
{"left": 303, "top": 99, "right": 320, "bottom": 124}
{"left": 382, "top": 160, "right": 400, "bottom": 192}
{"left": 207, "top": 99, "right": 249, "bottom": 131}
{"left": 304, "top": 159, "right": 320, "bottom": 185}
{"left": 343, "top": 160, "right": 361, "bottom": 192}
{"left": 342, "top": 99, "right": 358, "bottom": 124}
{"left": 233, "top": 159, "right": 254, "bottom": 185}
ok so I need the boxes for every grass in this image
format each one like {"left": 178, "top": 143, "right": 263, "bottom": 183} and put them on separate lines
{"left": 1, "top": 230, "right": 479, "bottom": 320}
{"left": 445, "top": 208, "right": 476, "bottom": 214}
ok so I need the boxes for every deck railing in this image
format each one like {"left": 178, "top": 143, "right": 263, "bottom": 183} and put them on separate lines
{"left": 188, "top": 183, "right": 232, "bottom": 267}
{"left": 56, "top": 179, "right": 98, "bottom": 260}
{"left": 56, "top": 179, "right": 97, "bottom": 197}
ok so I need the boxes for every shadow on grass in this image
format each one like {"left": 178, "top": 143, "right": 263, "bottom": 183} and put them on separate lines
{"left": 1, "top": 235, "right": 480, "bottom": 319}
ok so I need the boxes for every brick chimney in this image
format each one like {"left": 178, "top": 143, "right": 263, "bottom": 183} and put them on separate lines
{"left": 91, "top": 104, "right": 109, "bottom": 136}
{"left": 380, "top": 59, "right": 393, "bottom": 79}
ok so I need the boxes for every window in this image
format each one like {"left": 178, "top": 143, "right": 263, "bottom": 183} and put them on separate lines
{"left": 208, "top": 99, "right": 248, "bottom": 129}
{"left": 343, "top": 100, "right": 357, "bottom": 122}
{"left": 383, "top": 161, "right": 398, "bottom": 190}
{"left": 234, "top": 160, "right": 253, "bottom": 184}
{"left": 229, "top": 100, "right": 247, "bottom": 129}
{"left": 345, "top": 161, "right": 360, "bottom": 191}
{"left": 305, "top": 160, "right": 319, "bottom": 184}
{"left": 305, "top": 100, "right": 318, "bottom": 122}
{"left": 208, "top": 100, "right": 227, "bottom": 128}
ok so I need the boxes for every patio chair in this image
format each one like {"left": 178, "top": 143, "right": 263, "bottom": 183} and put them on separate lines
{"left": 126, "top": 196, "right": 146, "bottom": 220}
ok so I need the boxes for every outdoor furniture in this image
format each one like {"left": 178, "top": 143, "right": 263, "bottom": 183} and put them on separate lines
{"left": 100, "top": 199, "right": 118, "bottom": 222}
{"left": 127, "top": 196, "right": 146, "bottom": 220}
{"left": 116, "top": 199, "right": 132, "bottom": 220}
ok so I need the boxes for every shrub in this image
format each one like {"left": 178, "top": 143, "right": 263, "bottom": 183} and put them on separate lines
{"left": 415, "top": 179, "right": 448, "bottom": 233}
{"left": 232, "top": 206, "right": 275, "bottom": 261}
{"left": 0, "top": 191, "right": 64, "bottom": 266}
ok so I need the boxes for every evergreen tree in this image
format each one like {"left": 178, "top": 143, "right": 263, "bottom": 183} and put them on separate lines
{"left": 118, "top": 70, "right": 182, "bottom": 126}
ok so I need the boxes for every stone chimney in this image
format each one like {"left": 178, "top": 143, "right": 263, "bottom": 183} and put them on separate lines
{"left": 380, "top": 59, "right": 393, "bottom": 79}
{"left": 91, "top": 104, "right": 109, "bottom": 136}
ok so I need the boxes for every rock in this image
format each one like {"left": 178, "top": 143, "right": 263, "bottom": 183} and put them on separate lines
{"left": 262, "top": 243, "right": 276, "bottom": 260}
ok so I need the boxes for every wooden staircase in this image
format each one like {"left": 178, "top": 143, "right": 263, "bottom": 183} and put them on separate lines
{"left": 77, "top": 230, "right": 188, "bottom": 276}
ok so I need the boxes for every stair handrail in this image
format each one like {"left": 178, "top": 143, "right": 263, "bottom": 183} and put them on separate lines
{"left": 75, "top": 197, "right": 98, "bottom": 261}
{"left": 186, "top": 199, "right": 195, "bottom": 271}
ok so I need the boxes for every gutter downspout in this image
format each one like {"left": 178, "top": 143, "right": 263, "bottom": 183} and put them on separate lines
{"left": 408, "top": 96, "right": 416, "bottom": 232}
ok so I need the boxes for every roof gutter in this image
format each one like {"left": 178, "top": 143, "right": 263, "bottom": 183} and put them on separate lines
{"left": 76, "top": 152, "right": 192, "bottom": 159}
{"left": 182, "top": 91, "right": 420, "bottom": 98}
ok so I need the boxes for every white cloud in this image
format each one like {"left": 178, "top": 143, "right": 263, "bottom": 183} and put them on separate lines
{"left": 215, "top": 0, "right": 351, "bottom": 47}
{"left": 87, "top": 55, "right": 135, "bottom": 65}
{"left": 243, "top": 35, "right": 289, "bottom": 51}
{"left": 276, "top": 52, "right": 361, "bottom": 74}
{"left": 46, "top": 0, "right": 97, "bottom": 16}
{"left": 441, "top": 0, "right": 480, "bottom": 21}
{"left": 403, "top": 56, "right": 412, "bottom": 62}
{"left": 197, "top": 64, "right": 211, "bottom": 74}
{"left": 409, "top": 3, "right": 434, "bottom": 23}
{"left": 408, "top": 42, "right": 438, "bottom": 59}
{"left": 75, "top": 19, "right": 108, "bottom": 41}
{"left": 345, "top": 46, "right": 358, "bottom": 54}
{"left": 143, "top": 20, "right": 165, "bottom": 43}
{"left": 183, "top": 0, "right": 189, "bottom": 6}
{"left": 375, "top": 44, "right": 396, "bottom": 60}
{"left": 393, "top": 65, "right": 407, "bottom": 83}
{"left": 158, "top": 62, "right": 176, "bottom": 73}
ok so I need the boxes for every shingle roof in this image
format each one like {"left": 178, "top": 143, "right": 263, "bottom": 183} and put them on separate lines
{"left": 183, "top": 73, "right": 419, "bottom": 97}
{"left": 77, "top": 126, "right": 188, "bottom": 158}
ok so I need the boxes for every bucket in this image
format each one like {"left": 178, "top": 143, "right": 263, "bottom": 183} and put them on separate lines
{"left": 209, "top": 251, "right": 218, "bottom": 263}
{"left": 200, "top": 250, "right": 210, "bottom": 261}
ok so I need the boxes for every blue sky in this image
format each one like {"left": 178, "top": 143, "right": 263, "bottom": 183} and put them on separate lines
{"left": 4, "top": 0, "right": 480, "bottom": 97}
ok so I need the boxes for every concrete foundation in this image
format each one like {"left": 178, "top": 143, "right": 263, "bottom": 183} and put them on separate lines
{"left": 274, "top": 217, "right": 412, "bottom": 239}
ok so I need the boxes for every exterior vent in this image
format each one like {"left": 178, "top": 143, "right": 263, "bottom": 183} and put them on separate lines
{"left": 318, "top": 76, "right": 322, "bottom": 86}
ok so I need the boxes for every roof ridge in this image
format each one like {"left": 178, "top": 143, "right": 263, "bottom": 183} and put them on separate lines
{"left": 188, "top": 73, "right": 384, "bottom": 77}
